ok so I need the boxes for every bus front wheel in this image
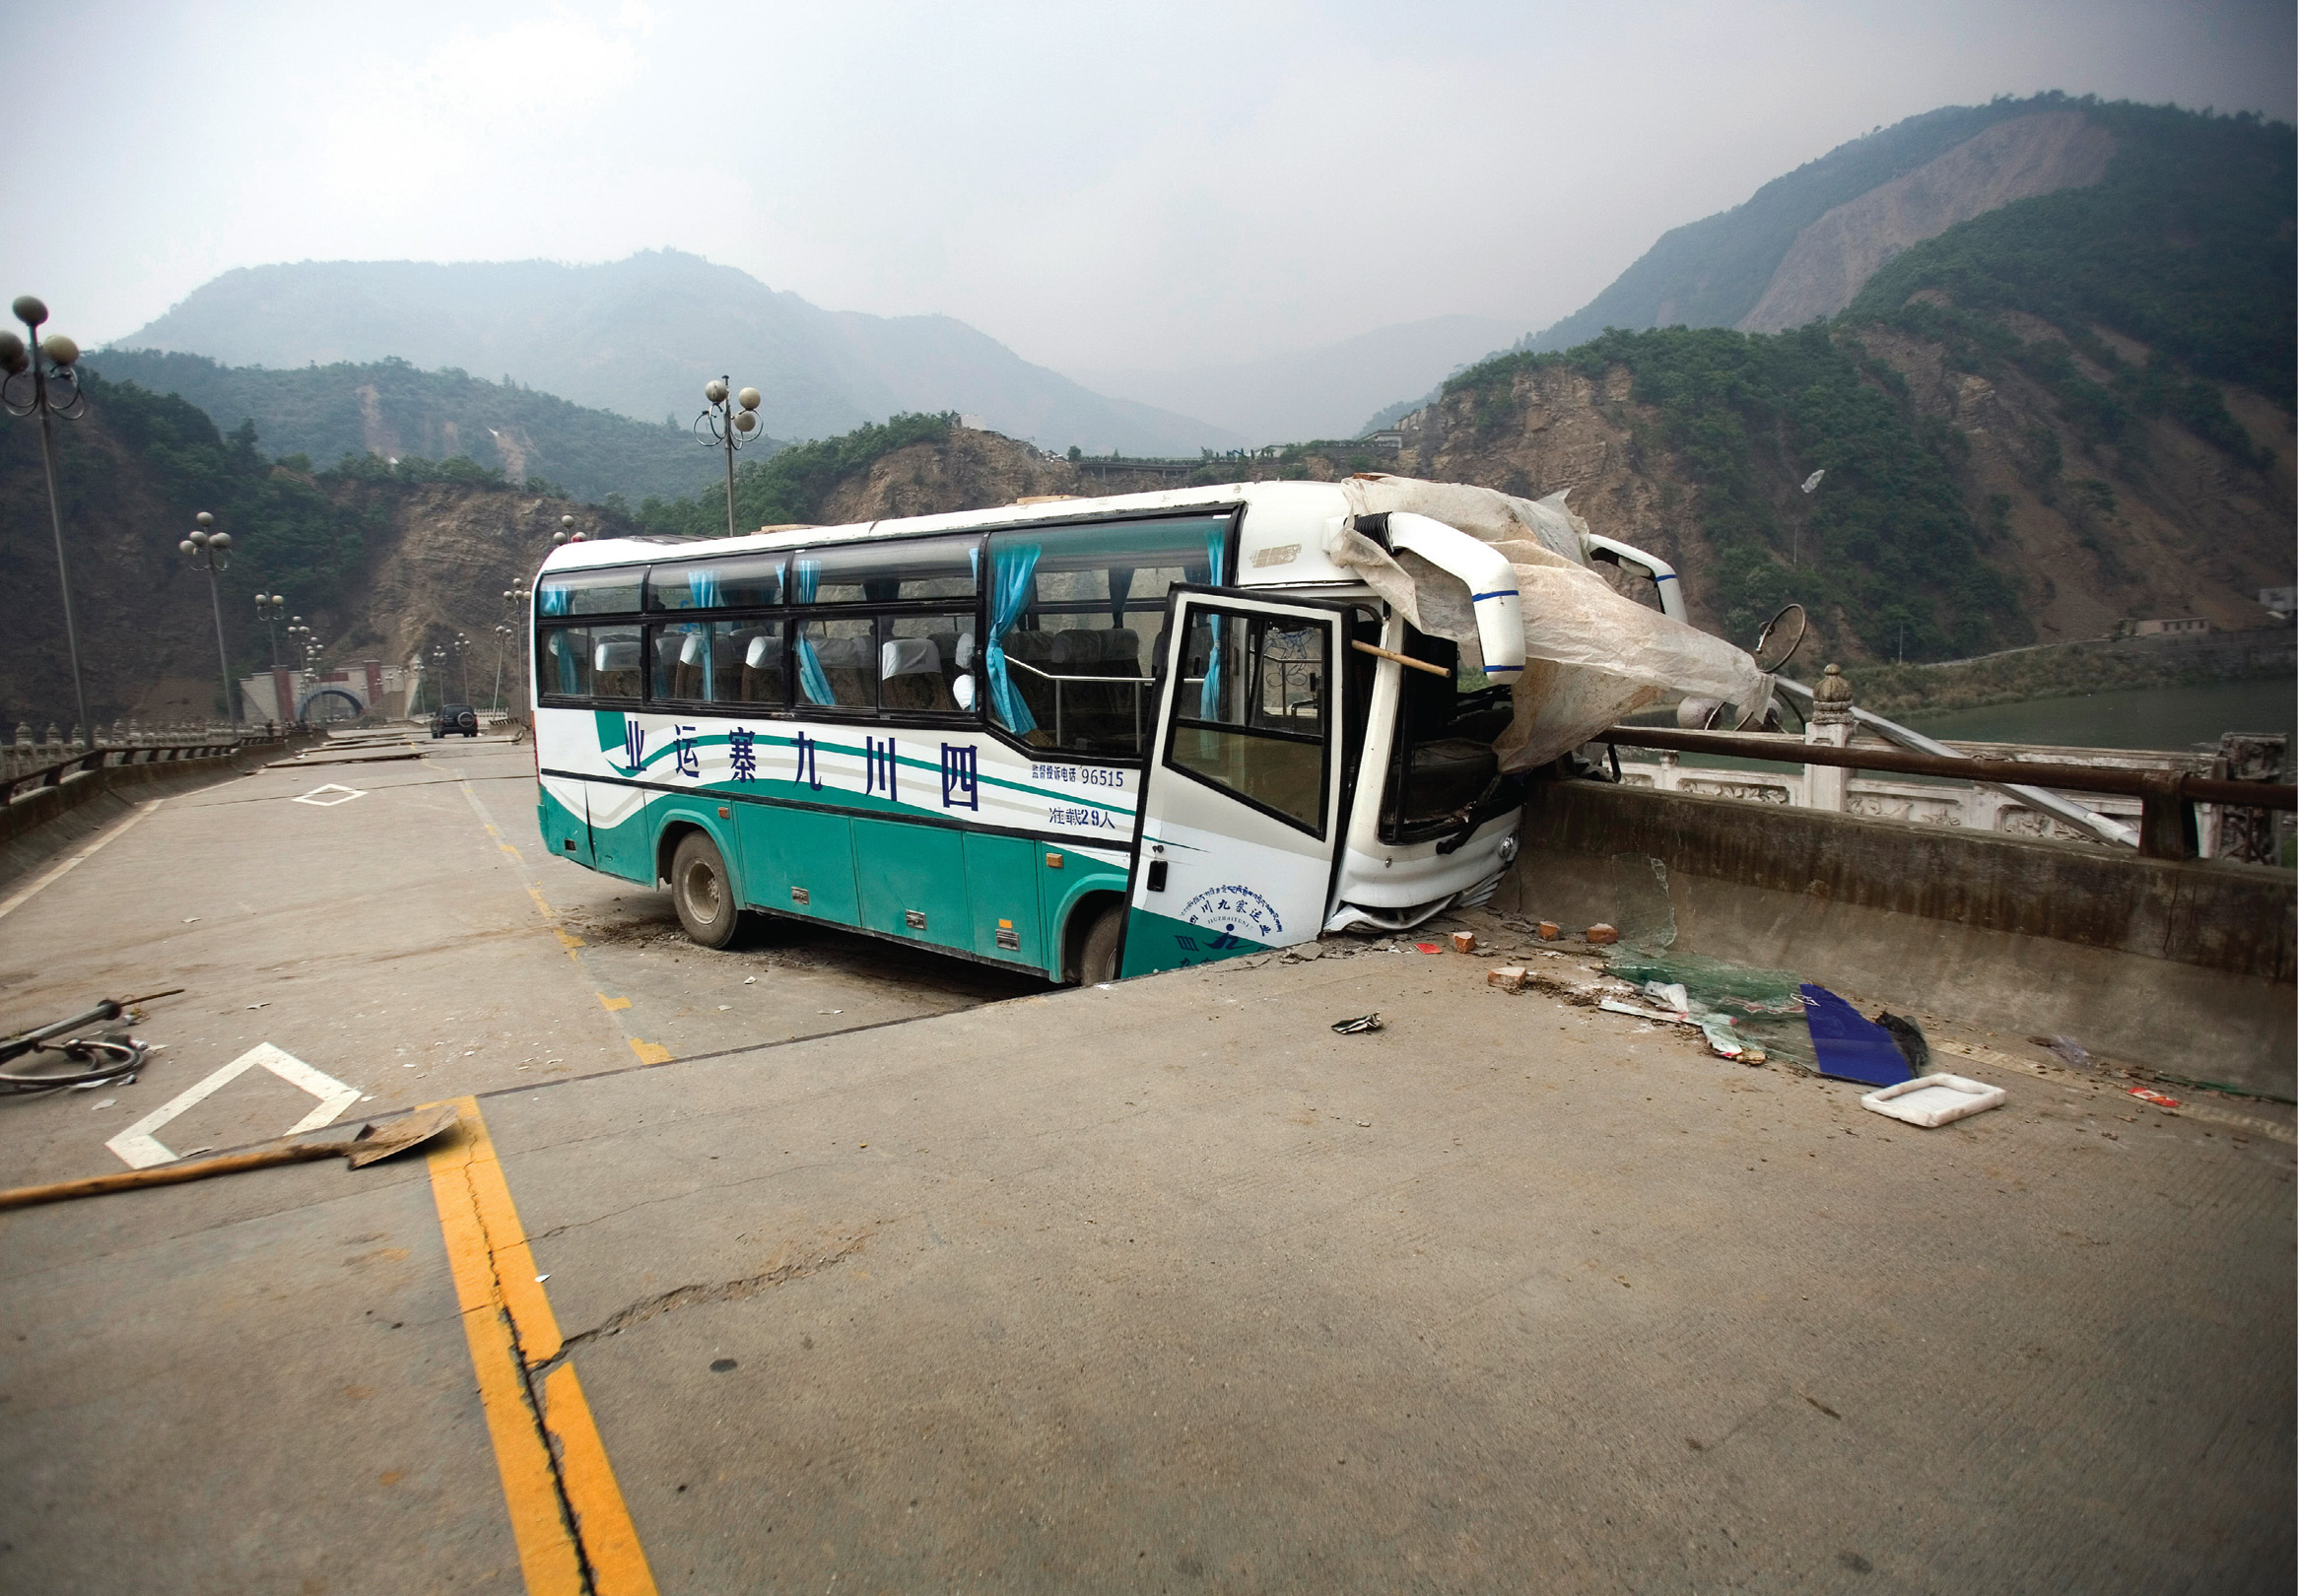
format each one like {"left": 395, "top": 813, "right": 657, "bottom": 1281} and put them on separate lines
{"left": 670, "top": 831, "right": 740, "bottom": 950}
{"left": 1076, "top": 900, "right": 1126, "bottom": 986}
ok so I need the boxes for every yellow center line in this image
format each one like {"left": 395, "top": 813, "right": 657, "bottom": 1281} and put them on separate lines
{"left": 426, "top": 1097, "right": 657, "bottom": 1595}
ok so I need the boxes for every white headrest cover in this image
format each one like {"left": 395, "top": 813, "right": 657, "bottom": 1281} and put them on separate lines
{"left": 881, "top": 636, "right": 942, "bottom": 679}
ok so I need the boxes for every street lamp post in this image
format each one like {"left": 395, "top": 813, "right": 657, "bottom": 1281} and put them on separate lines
{"left": 254, "top": 592, "right": 287, "bottom": 667}
{"left": 695, "top": 377, "right": 763, "bottom": 539}
{"left": 455, "top": 632, "right": 472, "bottom": 704}
{"left": 551, "top": 512, "right": 584, "bottom": 546}
{"left": 179, "top": 511, "right": 239, "bottom": 728}
{"left": 0, "top": 297, "right": 91, "bottom": 740}
{"left": 495, "top": 580, "right": 531, "bottom": 713}
{"left": 287, "top": 619, "right": 312, "bottom": 721}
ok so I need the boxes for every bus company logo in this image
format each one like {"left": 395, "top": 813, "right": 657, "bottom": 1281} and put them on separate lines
{"left": 1179, "top": 884, "right": 1281, "bottom": 943}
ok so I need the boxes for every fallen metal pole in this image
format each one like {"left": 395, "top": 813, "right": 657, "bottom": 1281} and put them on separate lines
{"left": 1598, "top": 722, "right": 2295, "bottom": 861}
{"left": 1771, "top": 676, "right": 2140, "bottom": 848}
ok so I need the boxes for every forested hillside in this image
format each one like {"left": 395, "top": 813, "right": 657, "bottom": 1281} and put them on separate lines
{"left": 85, "top": 351, "right": 738, "bottom": 505}
{"left": 1523, "top": 97, "right": 2060, "bottom": 352}
{"left": 1383, "top": 101, "right": 2293, "bottom": 664}
{"left": 0, "top": 373, "right": 605, "bottom": 726}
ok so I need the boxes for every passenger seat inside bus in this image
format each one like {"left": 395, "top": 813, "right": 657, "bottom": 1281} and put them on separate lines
{"left": 594, "top": 636, "right": 643, "bottom": 699}
{"left": 880, "top": 637, "right": 957, "bottom": 711}
{"left": 739, "top": 630, "right": 784, "bottom": 703}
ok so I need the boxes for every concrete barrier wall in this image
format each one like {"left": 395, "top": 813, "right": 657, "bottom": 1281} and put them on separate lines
{"left": 1499, "top": 779, "right": 2296, "bottom": 1096}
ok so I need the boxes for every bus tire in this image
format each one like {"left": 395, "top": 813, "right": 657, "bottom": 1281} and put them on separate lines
{"left": 1076, "top": 900, "right": 1126, "bottom": 986}
{"left": 669, "top": 831, "right": 740, "bottom": 950}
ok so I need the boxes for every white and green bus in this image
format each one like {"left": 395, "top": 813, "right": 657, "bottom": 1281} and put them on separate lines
{"left": 528, "top": 479, "right": 1672, "bottom": 984}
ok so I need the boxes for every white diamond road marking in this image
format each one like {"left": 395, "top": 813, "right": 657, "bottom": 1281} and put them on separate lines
{"left": 293, "top": 783, "right": 368, "bottom": 807}
{"left": 104, "top": 1042, "right": 361, "bottom": 1168}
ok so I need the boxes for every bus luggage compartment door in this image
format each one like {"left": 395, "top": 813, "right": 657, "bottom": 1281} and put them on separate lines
{"left": 1120, "top": 590, "right": 1348, "bottom": 977}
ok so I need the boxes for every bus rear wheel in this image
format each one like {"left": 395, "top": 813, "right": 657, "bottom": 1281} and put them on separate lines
{"left": 670, "top": 831, "right": 740, "bottom": 950}
{"left": 1076, "top": 900, "right": 1126, "bottom": 986}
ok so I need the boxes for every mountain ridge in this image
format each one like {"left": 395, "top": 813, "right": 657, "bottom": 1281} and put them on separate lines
{"left": 111, "top": 250, "right": 1244, "bottom": 457}
{"left": 82, "top": 350, "right": 734, "bottom": 505}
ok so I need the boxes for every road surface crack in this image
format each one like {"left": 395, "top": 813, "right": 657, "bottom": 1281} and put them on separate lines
{"left": 543, "top": 1230, "right": 875, "bottom": 1369}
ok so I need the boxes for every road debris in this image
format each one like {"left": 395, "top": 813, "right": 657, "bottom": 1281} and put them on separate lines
{"left": 1859, "top": 1074, "right": 2006, "bottom": 1128}
{"left": 2129, "top": 1087, "right": 2182, "bottom": 1108}
{"left": 0, "top": 1102, "right": 463, "bottom": 1211}
{"left": 1585, "top": 923, "right": 1620, "bottom": 946}
{"left": 1488, "top": 966, "right": 1527, "bottom": 992}
{"left": 1331, "top": 1014, "right": 1384, "bottom": 1035}
{"left": 1802, "top": 985, "right": 1915, "bottom": 1087}
{"left": 1875, "top": 1012, "right": 1930, "bottom": 1073}
{"left": 2031, "top": 1033, "right": 2096, "bottom": 1070}
{"left": 1450, "top": 931, "right": 1477, "bottom": 955}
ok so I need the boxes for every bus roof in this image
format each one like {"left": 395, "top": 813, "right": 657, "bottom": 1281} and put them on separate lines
{"left": 536, "top": 479, "right": 1360, "bottom": 580}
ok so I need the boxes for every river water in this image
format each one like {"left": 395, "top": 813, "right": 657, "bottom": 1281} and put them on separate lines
{"left": 1896, "top": 679, "right": 2296, "bottom": 754}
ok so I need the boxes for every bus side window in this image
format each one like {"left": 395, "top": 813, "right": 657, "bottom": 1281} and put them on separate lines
{"left": 1167, "top": 610, "right": 1328, "bottom": 835}
{"left": 982, "top": 514, "right": 1231, "bottom": 758}
{"left": 538, "top": 626, "right": 594, "bottom": 698}
{"left": 590, "top": 626, "right": 643, "bottom": 700}
{"left": 880, "top": 614, "right": 974, "bottom": 714}
{"left": 795, "top": 618, "right": 875, "bottom": 708}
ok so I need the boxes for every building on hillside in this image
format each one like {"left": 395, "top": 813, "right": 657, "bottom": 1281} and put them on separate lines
{"left": 2260, "top": 586, "right": 2295, "bottom": 615}
{"left": 2131, "top": 617, "right": 2211, "bottom": 637}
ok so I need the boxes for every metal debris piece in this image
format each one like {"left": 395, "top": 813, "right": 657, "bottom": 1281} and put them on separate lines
{"left": 1331, "top": 1013, "right": 1384, "bottom": 1035}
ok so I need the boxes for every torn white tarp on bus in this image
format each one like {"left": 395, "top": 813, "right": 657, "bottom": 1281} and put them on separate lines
{"left": 1327, "top": 476, "right": 1773, "bottom": 771}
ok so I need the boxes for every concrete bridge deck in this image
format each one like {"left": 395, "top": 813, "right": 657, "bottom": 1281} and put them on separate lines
{"left": 0, "top": 736, "right": 2289, "bottom": 1593}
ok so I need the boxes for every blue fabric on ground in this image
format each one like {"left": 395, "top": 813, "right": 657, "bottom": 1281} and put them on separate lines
{"left": 1799, "top": 983, "right": 1915, "bottom": 1087}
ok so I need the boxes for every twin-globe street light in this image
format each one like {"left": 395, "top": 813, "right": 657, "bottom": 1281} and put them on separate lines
{"left": 495, "top": 580, "right": 532, "bottom": 713}
{"left": 179, "top": 511, "right": 239, "bottom": 727}
{"left": 0, "top": 297, "right": 90, "bottom": 741}
{"left": 253, "top": 590, "right": 288, "bottom": 676}
{"left": 697, "top": 378, "right": 763, "bottom": 539}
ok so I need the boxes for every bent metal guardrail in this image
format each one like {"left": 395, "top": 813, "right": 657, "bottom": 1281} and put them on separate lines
{"left": 1597, "top": 725, "right": 2298, "bottom": 862}
{"left": 0, "top": 735, "right": 283, "bottom": 807}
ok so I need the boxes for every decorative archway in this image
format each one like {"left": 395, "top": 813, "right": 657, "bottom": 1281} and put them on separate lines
{"left": 296, "top": 686, "right": 366, "bottom": 721}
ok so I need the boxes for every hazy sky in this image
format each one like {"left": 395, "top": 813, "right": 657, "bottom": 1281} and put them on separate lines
{"left": 6, "top": 1, "right": 2290, "bottom": 374}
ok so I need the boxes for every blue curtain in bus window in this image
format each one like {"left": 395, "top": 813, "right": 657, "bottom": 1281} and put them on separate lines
{"left": 1198, "top": 527, "right": 1226, "bottom": 718}
{"left": 687, "top": 569, "right": 722, "bottom": 697}
{"left": 984, "top": 543, "right": 1043, "bottom": 734}
{"left": 1109, "top": 565, "right": 1134, "bottom": 626}
{"left": 548, "top": 630, "right": 581, "bottom": 694}
{"left": 791, "top": 559, "right": 834, "bottom": 705}
{"left": 540, "top": 584, "right": 573, "bottom": 617}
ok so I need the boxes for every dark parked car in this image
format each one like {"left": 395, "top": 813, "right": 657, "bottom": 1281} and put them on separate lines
{"left": 432, "top": 703, "right": 480, "bottom": 738}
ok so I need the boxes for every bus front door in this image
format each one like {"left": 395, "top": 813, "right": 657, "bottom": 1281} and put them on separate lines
{"left": 1119, "top": 591, "right": 1349, "bottom": 977}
